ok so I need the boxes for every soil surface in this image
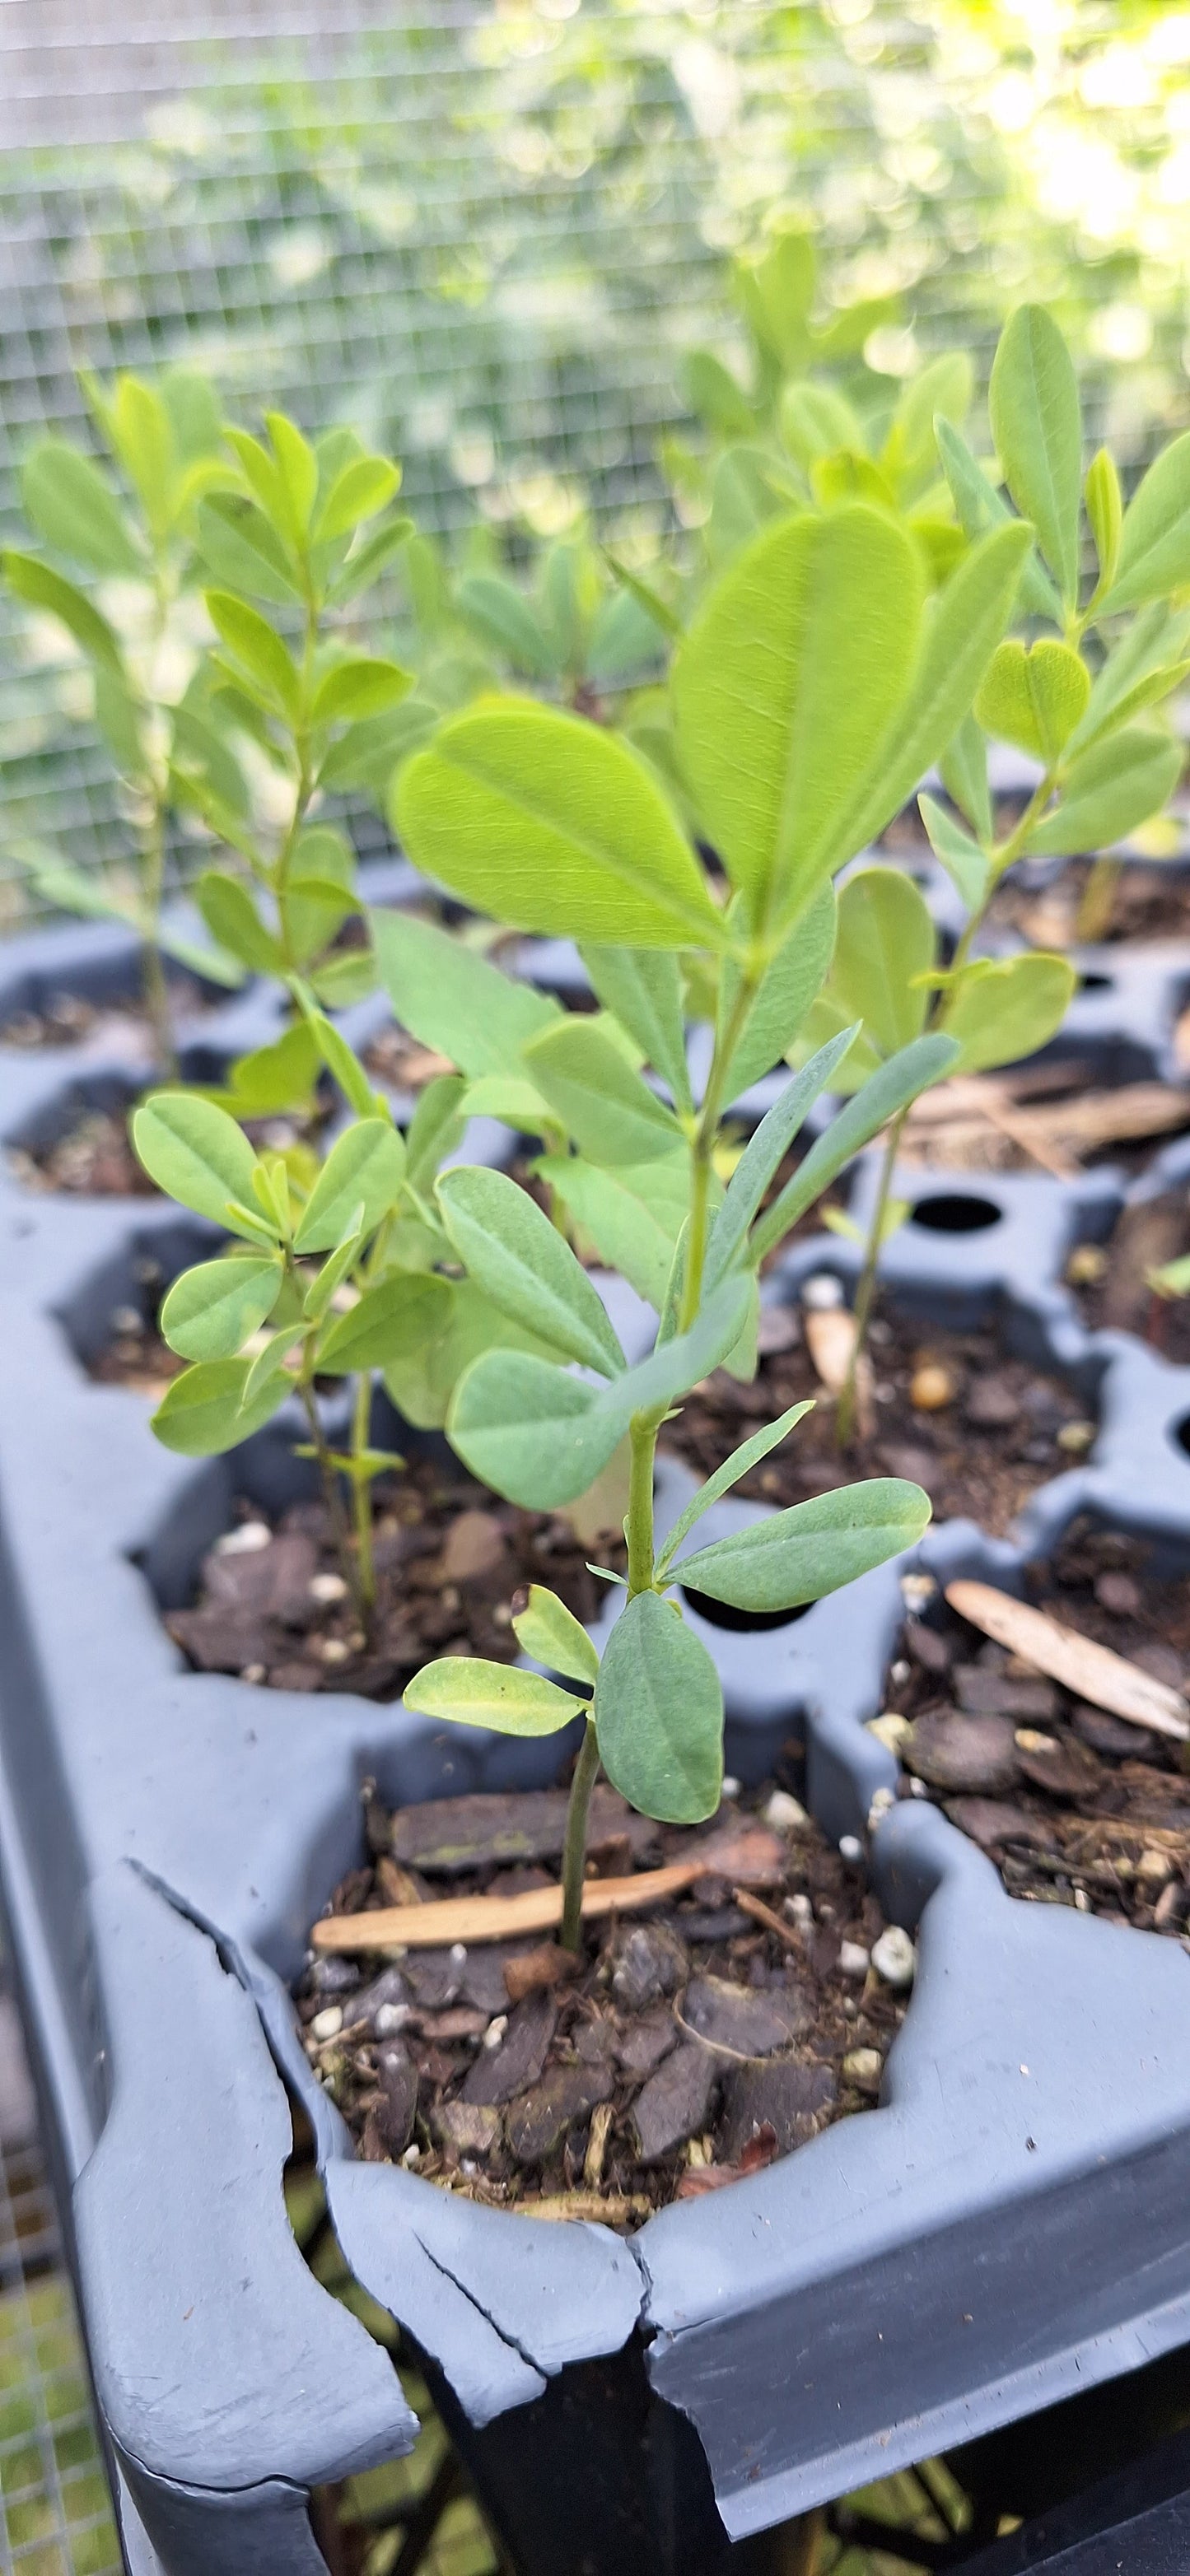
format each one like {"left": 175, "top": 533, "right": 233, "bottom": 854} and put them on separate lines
{"left": 8, "top": 1111, "right": 156, "bottom": 1198}
{"left": 661, "top": 1288, "right": 1089, "bottom": 1540}
{"left": 886, "top": 1522, "right": 1190, "bottom": 1936}
{"left": 897, "top": 1061, "right": 1190, "bottom": 1181}
{"left": 166, "top": 1466, "right": 629, "bottom": 1699}
{"left": 0, "top": 978, "right": 210, "bottom": 1055}
{"left": 987, "top": 855, "right": 1190, "bottom": 948}
{"left": 1069, "top": 1192, "right": 1190, "bottom": 1368}
{"left": 295, "top": 1780, "right": 909, "bottom": 2223}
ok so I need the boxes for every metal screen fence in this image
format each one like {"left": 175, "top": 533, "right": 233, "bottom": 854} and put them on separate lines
{"left": 2, "top": 0, "right": 1189, "bottom": 915}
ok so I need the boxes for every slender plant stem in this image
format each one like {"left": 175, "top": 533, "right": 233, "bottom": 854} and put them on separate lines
{"left": 837, "top": 1108, "right": 906, "bottom": 1449}
{"left": 1076, "top": 852, "right": 1120, "bottom": 944}
{"left": 678, "top": 966, "right": 758, "bottom": 1331}
{"left": 626, "top": 1410, "right": 660, "bottom": 1597}
{"left": 299, "top": 1377, "right": 364, "bottom": 1621}
{"left": 350, "top": 1370, "right": 376, "bottom": 1617}
{"left": 559, "top": 1717, "right": 601, "bottom": 1953}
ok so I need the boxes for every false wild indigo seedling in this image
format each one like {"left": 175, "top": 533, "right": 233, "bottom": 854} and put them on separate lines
{"left": 809, "top": 305, "right": 1188, "bottom": 1432}
{"left": 132, "top": 1009, "right": 468, "bottom": 1628}
{"left": 2, "top": 368, "right": 246, "bottom": 1069}
{"left": 389, "top": 473, "right": 1038, "bottom": 1940}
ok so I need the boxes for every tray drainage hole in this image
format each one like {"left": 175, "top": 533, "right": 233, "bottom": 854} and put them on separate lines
{"left": 681, "top": 1586, "right": 813, "bottom": 1633}
{"left": 909, "top": 1192, "right": 1001, "bottom": 1235}
{"left": 1175, "top": 1415, "right": 1190, "bottom": 1461}
{"left": 1077, "top": 971, "right": 1114, "bottom": 993}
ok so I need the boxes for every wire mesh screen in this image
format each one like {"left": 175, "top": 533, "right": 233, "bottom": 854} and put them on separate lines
{"left": 2, "top": 0, "right": 1190, "bottom": 914}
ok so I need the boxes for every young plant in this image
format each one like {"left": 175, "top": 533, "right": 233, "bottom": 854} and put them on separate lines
{"left": 2, "top": 368, "right": 246, "bottom": 1069}
{"left": 815, "top": 303, "right": 1190, "bottom": 1431}
{"left": 404, "top": 1152, "right": 933, "bottom": 1950}
{"left": 131, "top": 1009, "right": 476, "bottom": 1625}
{"left": 175, "top": 408, "right": 415, "bottom": 1031}
{"left": 380, "top": 484, "right": 1049, "bottom": 1930}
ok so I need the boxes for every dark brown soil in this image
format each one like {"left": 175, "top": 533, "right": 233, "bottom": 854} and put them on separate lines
{"left": 0, "top": 978, "right": 210, "bottom": 1055}
{"left": 987, "top": 855, "right": 1190, "bottom": 948}
{"left": 363, "top": 1027, "right": 455, "bottom": 1092}
{"left": 295, "top": 1779, "right": 908, "bottom": 2224}
{"left": 661, "top": 1293, "right": 1089, "bottom": 1540}
{"left": 887, "top": 1522, "right": 1190, "bottom": 1936}
{"left": 8, "top": 1111, "right": 156, "bottom": 1198}
{"left": 1068, "top": 1191, "right": 1190, "bottom": 1368}
{"left": 166, "top": 1465, "right": 629, "bottom": 1699}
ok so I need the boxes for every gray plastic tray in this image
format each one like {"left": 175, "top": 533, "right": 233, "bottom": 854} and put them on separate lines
{"left": 1, "top": 910, "right": 1190, "bottom": 2570}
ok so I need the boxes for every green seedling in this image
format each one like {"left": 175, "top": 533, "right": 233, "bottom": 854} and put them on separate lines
{"left": 810, "top": 303, "right": 1190, "bottom": 1437}
{"left": 131, "top": 1007, "right": 483, "bottom": 1626}
{"left": 2, "top": 367, "right": 246, "bottom": 1070}
{"left": 385, "top": 471, "right": 1048, "bottom": 1939}
{"left": 176, "top": 407, "right": 415, "bottom": 1022}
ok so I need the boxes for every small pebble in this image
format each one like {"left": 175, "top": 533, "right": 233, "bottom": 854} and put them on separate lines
{"left": 483, "top": 2014, "right": 509, "bottom": 2050}
{"left": 900, "top": 1572, "right": 937, "bottom": 1609}
{"left": 802, "top": 1272, "right": 845, "bottom": 1311}
{"left": 450, "top": 1942, "right": 468, "bottom": 1965}
{"left": 110, "top": 1304, "right": 142, "bottom": 1336}
{"left": 871, "top": 1926, "right": 916, "bottom": 1989}
{"left": 320, "top": 1637, "right": 350, "bottom": 1665}
{"left": 838, "top": 1940, "right": 870, "bottom": 1977}
{"left": 867, "top": 1710, "right": 910, "bottom": 1753}
{"left": 215, "top": 1521, "right": 271, "bottom": 1556}
{"left": 310, "top": 1571, "right": 348, "bottom": 1605}
{"left": 400, "top": 2144, "right": 422, "bottom": 2168}
{"left": 721, "top": 1776, "right": 741, "bottom": 1800}
{"left": 1057, "top": 1419, "right": 1095, "bottom": 1454}
{"left": 375, "top": 2003, "right": 410, "bottom": 2038}
{"left": 842, "top": 2047, "right": 882, "bottom": 2094}
{"left": 1138, "top": 1848, "right": 1174, "bottom": 1884}
{"left": 240, "top": 1664, "right": 266, "bottom": 1684}
{"left": 785, "top": 1893, "right": 814, "bottom": 1930}
{"left": 1066, "top": 1243, "right": 1106, "bottom": 1285}
{"left": 868, "top": 1786, "right": 895, "bottom": 1828}
{"left": 889, "top": 1658, "right": 911, "bottom": 1685}
{"left": 763, "top": 1789, "right": 807, "bottom": 1830}
{"left": 838, "top": 1833, "right": 863, "bottom": 1864}
{"left": 910, "top": 1363, "right": 955, "bottom": 1412}
{"left": 310, "top": 2005, "right": 343, "bottom": 2041}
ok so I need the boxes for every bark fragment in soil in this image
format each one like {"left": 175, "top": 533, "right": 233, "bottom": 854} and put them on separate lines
{"left": 662, "top": 1294, "right": 1087, "bottom": 1539}
{"left": 166, "top": 1464, "right": 629, "bottom": 1699}
{"left": 296, "top": 1783, "right": 908, "bottom": 2223}
{"left": 987, "top": 855, "right": 1190, "bottom": 947}
{"left": 887, "top": 1524, "right": 1190, "bottom": 1936}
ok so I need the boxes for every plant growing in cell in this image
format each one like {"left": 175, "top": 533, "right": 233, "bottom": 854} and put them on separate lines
{"left": 809, "top": 304, "right": 1189, "bottom": 1433}
{"left": 380, "top": 480, "right": 1041, "bottom": 1932}
{"left": 2, "top": 368, "right": 248, "bottom": 1070}
{"left": 174, "top": 406, "right": 415, "bottom": 1065}
{"left": 131, "top": 1006, "right": 475, "bottom": 1629}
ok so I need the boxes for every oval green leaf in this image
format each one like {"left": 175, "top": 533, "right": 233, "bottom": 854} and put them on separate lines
{"left": 293, "top": 1118, "right": 405, "bottom": 1253}
{"left": 989, "top": 304, "right": 1082, "bottom": 607}
{"left": 673, "top": 1478, "right": 931, "bottom": 1612}
{"left": 395, "top": 699, "right": 726, "bottom": 950}
{"left": 436, "top": 1165, "right": 626, "bottom": 1377}
{"left": 594, "top": 1591, "right": 723, "bottom": 1825}
{"left": 511, "top": 1584, "right": 600, "bottom": 1689}
{"left": 133, "top": 1092, "right": 264, "bottom": 1232}
{"left": 159, "top": 1254, "right": 283, "bottom": 1362}
{"left": 150, "top": 1356, "right": 289, "bottom": 1456}
{"left": 404, "top": 1657, "right": 587, "bottom": 1736}
{"left": 316, "top": 1274, "right": 450, "bottom": 1374}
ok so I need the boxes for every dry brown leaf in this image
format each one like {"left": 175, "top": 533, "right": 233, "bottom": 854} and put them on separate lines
{"left": 945, "top": 1580, "right": 1190, "bottom": 1743}
{"left": 310, "top": 1824, "right": 784, "bottom": 1952}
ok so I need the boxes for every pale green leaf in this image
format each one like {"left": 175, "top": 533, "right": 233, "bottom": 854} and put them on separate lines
{"left": 938, "top": 953, "right": 1076, "bottom": 1074}
{"left": 150, "top": 1356, "right": 288, "bottom": 1456}
{"left": 133, "top": 1092, "right": 264, "bottom": 1234}
{"left": 1025, "top": 728, "right": 1183, "bottom": 859}
{"left": 655, "top": 1399, "right": 815, "bottom": 1576}
{"left": 310, "top": 656, "right": 412, "bottom": 729}
{"left": 918, "top": 792, "right": 991, "bottom": 913}
{"left": 22, "top": 439, "right": 142, "bottom": 575}
{"left": 989, "top": 304, "right": 1082, "bottom": 606}
{"left": 1101, "top": 431, "right": 1190, "bottom": 613}
{"left": 704, "top": 1030, "right": 858, "bottom": 1291}
{"left": 719, "top": 881, "right": 838, "bottom": 1099}
{"left": 594, "top": 1591, "right": 722, "bottom": 1824}
{"left": 316, "top": 1273, "right": 450, "bottom": 1373}
{"left": 2, "top": 550, "right": 124, "bottom": 673}
{"left": 436, "top": 1165, "right": 627, "bottom": 1377}
{"left": 369, "top": 907, "right": 560, "bottom": 1081}
{"left": 749, "top": 1032, "right": 959, "bottom": 1264}
{"left": 973, "top": 639, "right": 1090, "bottom": 762}
{"left": 536, "top": 1152, "right": 686, "bottom": 1308}
{"left": 674, "top": 1477, "right": 931, "bottom": 1611}
{"left": 579, "top": 947, "right": 692, "bottom": 1112}
{"left": 672, "top": 505, "right": 924, "bottom": 938}
{"left": 819, "top": 867, "right": 934, "bottom": 1060}
{"left": 293, "top": 1118, "right": 405, "bottom": 1252}
{"left": 160, "top": 1253, "right": 283, "bottom": 1362}
{"left": 934, "top": 417, "right": 1061, "bottom": 622}
{"left": 521, "top": 1018, "right": 684, "bottom": 1167}
{"left": 405, "top": 1658, "right": 586, "bottom": 1737}
{"left": 512, "top": 1585, "right": 600, "bottom": 1688}
{"left": 394, "top": 700, "right": 729, "bottom": 949}
{"left": 194, "top": 873, "right": 284, "bottom": 975}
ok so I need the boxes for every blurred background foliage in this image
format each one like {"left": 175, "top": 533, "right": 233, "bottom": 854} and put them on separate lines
{"left": 3, "top": 0, "right": 1190, "bottom": 911}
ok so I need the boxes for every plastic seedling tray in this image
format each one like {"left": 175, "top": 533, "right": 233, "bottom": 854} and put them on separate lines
{"left": 1, "top": 914, "right": 1190, "bottom": 2572}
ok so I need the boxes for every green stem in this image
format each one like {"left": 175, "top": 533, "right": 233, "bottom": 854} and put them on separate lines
{"left": 350, "top": 1370, "right": 376, "bottom": 1618}
{"left": 559, "top": 1717, "right": 600, "bottom": 1954}
{"left": 678, "top": 964, "right": 758, "bottom": 1331}
{"left": 837, "top": 1107, "right": 906, "bottom": 1451}
{"left": 299, "top": 1376, "right": 364, "bottom": 1620}
{"left": 1076, "top": 853, "right": 1120, "bottom": 944}
{"left": 626, "top": 1409, "right": 660, "bottom": 1598}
